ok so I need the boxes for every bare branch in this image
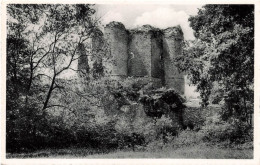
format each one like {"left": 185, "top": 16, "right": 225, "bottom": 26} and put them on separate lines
{"left": 32, "top": 40, "right": 56, "bottom": 70}
{"left": 33, "top": 73, "right": 52, "bottom": 80}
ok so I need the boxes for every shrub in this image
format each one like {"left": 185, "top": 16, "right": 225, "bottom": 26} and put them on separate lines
{"left": 200, "top": 114, "right": 252, "bottom": 144}
{"left": 115, "top": 114, "right": 177, "bottom": 151}
{"left": 182, "top": 106, "right": 204, "bottom": 130}
{"left": 17, "top": 76, "right": 186, "bottom": 152}
{"left": 171, "top": 130, "right": 204, "bottom": 148}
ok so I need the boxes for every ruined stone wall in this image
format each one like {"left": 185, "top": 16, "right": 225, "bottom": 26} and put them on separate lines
{"left": 151, "top": 30, "right": 163, "bottom": 79}
{"left": 128, "top": 25, "right": 164, "bottom": 80}
{"left": 78, "top": 21, "right": 185, "bottom": 94}
{"left": 104, "top": 22, "right": 128, "bottom": 77}
{"left": 128, "top": 29, "right": 152, "bottom": 77}
{"left": 77, "top": 43, "right": 89, "bottom": 75}
{"left": 162, "top": 26, "right": 184, "bottom": 94}
{"left": 92, "top": 32, "right": 104, "bottom": 57}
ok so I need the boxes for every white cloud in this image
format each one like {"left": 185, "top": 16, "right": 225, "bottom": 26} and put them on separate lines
{"left": 101, "top": 11, "right": 125, "bottom": 26}
{"left": 96, "top": 5, "right": 202, "bottom": 40}
{"left": 133, "top": 7, "right": 194, "bottom": 40}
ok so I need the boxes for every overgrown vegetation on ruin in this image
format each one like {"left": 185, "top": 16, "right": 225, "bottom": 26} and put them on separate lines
{"left": 6, "top": 4, "right": 253, "bottom": 158}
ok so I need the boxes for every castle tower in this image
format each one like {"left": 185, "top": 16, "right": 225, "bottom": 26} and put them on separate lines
{"left": 163, "top": 26, "right": 185, "bottom": 94}
{"left": 128, "top": 25, "right": 163, "bottom": 87}
{"left": 104, "top": 21, "right": 128, "bottom": 78}
{"left": 86, "top": 22, "right": 185, "bottom": 95}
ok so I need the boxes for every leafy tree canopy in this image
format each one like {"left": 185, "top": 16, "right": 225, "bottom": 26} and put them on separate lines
{"left": 175, "top": 5, "right": 254, "bottom": 122}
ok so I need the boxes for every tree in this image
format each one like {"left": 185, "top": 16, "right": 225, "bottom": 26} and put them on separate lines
{"left": 175, "top": 5, "right": 254, "bottom": 123}
{"left": 7, "top": 4, "right": 101, "bottom": 110}
{"left": 6, "top": 4, "right": 101, "bottom": 151}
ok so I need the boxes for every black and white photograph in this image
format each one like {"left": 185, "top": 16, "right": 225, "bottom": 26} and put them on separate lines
{"left": 0, "top": 0, "right": 259, "bottom": 164}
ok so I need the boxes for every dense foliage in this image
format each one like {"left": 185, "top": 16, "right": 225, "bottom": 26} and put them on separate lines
{"left": 174, "top": 5, "right": 254, "bottom": 125}
{"left": 6, "top": 4, "right": 100, "bottom": 152}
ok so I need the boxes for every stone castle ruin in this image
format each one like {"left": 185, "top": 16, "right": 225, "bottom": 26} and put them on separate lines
{"left": 78, "top": 21, "right": 185, "bottom": 95}
{"left": 77, "top": 22, "right": 201, "bottom": 130}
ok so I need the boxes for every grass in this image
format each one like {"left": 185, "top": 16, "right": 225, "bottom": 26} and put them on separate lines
{"left": 6, "top": 144, "right": 253, "bottom": 159}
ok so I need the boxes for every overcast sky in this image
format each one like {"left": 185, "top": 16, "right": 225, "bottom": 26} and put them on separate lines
{"left": 95, "top": 4, "right": 204, "bottom": 40}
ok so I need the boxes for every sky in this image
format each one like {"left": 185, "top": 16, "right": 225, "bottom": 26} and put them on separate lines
{"left": 95, "top": 4, "right": 204, "bottom": 40}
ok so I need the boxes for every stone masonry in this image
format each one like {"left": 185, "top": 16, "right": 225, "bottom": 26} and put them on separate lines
{"left": 79, "top": 21, "right": 185, "bottom": 95}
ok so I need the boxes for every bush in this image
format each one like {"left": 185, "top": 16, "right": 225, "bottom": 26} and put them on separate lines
{"left": 6, "top": 76, "right": 186, "bottom": 152}
{"left": 182, "top": 106, "right": 204, "bottom": 130}
{"left": 200, "top": 114, "right": 252, "bottom": 144}
{"left": 115, "top": 114, "right": 177, "bottom": 151}
{"left": 171, "top": 130, "right": 204, "bottom": 148}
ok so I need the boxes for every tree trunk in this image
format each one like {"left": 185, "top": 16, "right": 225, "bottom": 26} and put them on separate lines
{"left": 42, "top": 75, "right": 56, "bottom": 111}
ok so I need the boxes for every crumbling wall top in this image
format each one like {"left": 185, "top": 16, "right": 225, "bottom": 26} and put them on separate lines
{"left": 163, "top": 25, "right": 183, "bottom": 39}
{"left": 105, "top": 21, "right": 126, "bottom": 30}
{"left": 130, "top": 24, "right": 162, "bottom": 34}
